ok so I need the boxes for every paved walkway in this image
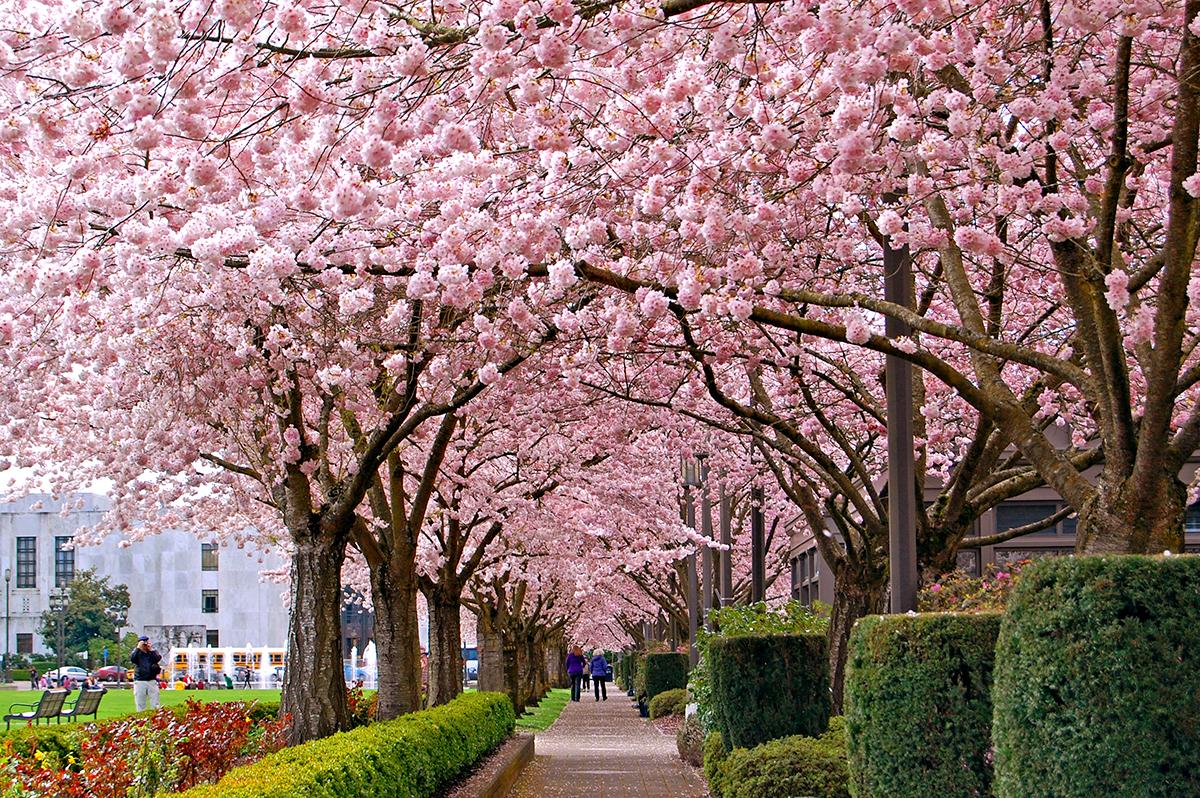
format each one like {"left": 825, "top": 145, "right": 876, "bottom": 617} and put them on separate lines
{"left": 510, "top": 691, "right": 709, "bottom": 798}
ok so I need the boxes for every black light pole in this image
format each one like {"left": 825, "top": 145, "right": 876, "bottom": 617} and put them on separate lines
{"left": 719, "top": 485, "right": 733, "bottom": 606}
{"left": 696, "top": 454, "right": 714, "bottom": 632}
{"left": 682, "top": 456, "right": 703, "bottom": 666}
{"left": 750, "top": 484, "right": 765, "bottom": 603}
{"left": 50, "top": 588, "right": 67, "bottom": 672}
{"left": 884, "top": 239, "right": 918, "bottom": 612}
{"left": 3, "top": 568, "right": 9, "bottom": 683}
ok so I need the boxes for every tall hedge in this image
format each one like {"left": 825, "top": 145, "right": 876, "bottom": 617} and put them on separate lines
{"left": 170, "top": 692, "right": 514, "bottom": 798}
{"left": 642, "top": 652, "right": 688, "bottom": 702}
{"left": 709, "top": 634, "right": 829, "bottom": 749}
{"left": 993, "top": 555, "right": 1200, "bottom": 798}
{"left": 845, "top": 612, "right": 1001, "bottom": 798}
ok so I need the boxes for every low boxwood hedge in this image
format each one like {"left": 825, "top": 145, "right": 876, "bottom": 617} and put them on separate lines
{"left": 170, "top": 691, "right": 514, "bottom": 798}
{"left": 993, "top": 555, "right": 1200, "bottom": 798}
{"left": 648, "top": 687, "right": 687, "bottom": 719}
{"left": 708, "top": 633, "right": 829, "bottom": 749}
{"left": 710, "top": 721, "right": 849, "bottom": 798}
{"left": 845, "top": 612, "right": 1001, "bottom": 798}
{"left": 642, "top": 652, "right": 687, "bottom": 702}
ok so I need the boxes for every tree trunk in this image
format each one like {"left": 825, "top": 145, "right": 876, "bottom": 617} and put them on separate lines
{"left": 503, "top": 634, "right": 523, "bottom": 714}
{"left": 476, "top": 612, "right": 506, "bottom": 694}
{"left": 280, "top": 535, "right": 351, "bottom": 744}
{"left": 370, "top": 557, "right": 423, "bottom": 720}
{"left": 426, "top": 585, "right": 464, "bottom": 707}
{"left": 827, "top": 571, "right": 887, "bottom": 714}
{"left": 1077, "top": 470, "right": 1186, "bottom": 555}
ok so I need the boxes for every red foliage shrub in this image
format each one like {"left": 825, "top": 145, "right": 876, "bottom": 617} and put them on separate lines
{"left": 0, "top": 700, "right": 289, "bottom": 798}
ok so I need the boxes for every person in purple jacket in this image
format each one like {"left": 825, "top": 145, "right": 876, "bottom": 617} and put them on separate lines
{"left": 589, "top": 649, "right": 609, "bottom": 702}
{"left": 565, "top": 644, "right": 586, "bottom": 702}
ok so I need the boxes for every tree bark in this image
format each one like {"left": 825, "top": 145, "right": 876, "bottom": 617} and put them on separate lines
{"left": 426, "top": 585, "right": 464, "bottom": 707}
{"left": 280, "top": 535, "right": 351, "bottom": 744}
{"left": 1077, "top": 470, "right": 1186, "bottom": 555}
{"left": 827, "top": 568, "right": 887, "bottom": 714}
{"left": 476, "top": 611, "right": 506, "bottom": 694}
{"left": 370, "top": 556, "right": 423, "bottom": 719}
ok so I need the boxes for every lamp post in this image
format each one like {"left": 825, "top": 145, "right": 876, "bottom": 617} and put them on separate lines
{"left": 682, "top": 455, "right": 704, "bottom": 666}
{"left": 884, "top": 237, "right": 918, "bottom": 612}
{"left": 49, "top": 588, "right": 67, "bottom": 673}
{"left": 3, "top": 568, "right": 10, "bottom": 683}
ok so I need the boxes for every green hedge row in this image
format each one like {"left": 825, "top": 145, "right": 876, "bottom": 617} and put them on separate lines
{"left": 705, "top": 718, "right": 849, "bottom": 798}
{"left": 709, "top": 633, "right": 829, "bottom": 750}
{"left": 171, "top": 692, "right": 514, "bottom": 798}
{"left": 640, "top": 652, "right": 687, "bottom": 702}
{"left": 648, "top": 687, "right": 687, "bottom": 719}
{"left": 993, "top": 555, "right": 1200, "bottom": 798}
{"left": 845, "top": 612, "right": 1001, "bottom": 798}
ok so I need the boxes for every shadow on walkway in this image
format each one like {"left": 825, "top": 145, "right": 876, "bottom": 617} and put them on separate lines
{"left": 509, "top": 692, "right": 708, "bottom": 797}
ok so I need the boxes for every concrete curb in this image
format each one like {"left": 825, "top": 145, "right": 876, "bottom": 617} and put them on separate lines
{"left": 474, "top": 734, "right": 534, "bottom": 798}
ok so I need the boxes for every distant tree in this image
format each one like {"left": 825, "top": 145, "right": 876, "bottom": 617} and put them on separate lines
{"left": 39, "top": 569, "right": 131, "bottom": 660}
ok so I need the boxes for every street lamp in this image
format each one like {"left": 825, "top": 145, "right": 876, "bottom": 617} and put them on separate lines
{"left": 681, "top": 453, "right": 707, "bottom": 665}
{"left": 3, "top": 568, "right": 10, "bottom": 683}
{"left": 49, "top": 588, "right": 67, "bottom": 673}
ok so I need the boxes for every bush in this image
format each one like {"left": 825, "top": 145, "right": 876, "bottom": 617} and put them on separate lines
{"left": 845, "top": 612, "right": 1001, "bottom": 798}
{"left": 708, "top": 633, "right": 829, "bottom": 750}
{"left": 676, "top": 713, "right": 705, "bottom": 767}
{"left": 9, "top": 669, "right": 30, "bottom": 683}
{"left": 992, "top": 555, "right": 1200, "bottom": 798}
{"left": 702, "top": 731, "right": 727, "bottom": 792}
{"left": 170, "top": 691, "right": 515, "bottom": 798}
{"left": 642, "top": 652, "right": 687, "bottom": 702}
{"left": 648, "top": 687, "right": 688, "bottom": 719}
{"left": 714, "top": 730, "right": 849, "bottom": 798}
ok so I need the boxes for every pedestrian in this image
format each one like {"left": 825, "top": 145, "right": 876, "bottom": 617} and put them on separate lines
{"left": 130, "top": 636, "right": 163, "bottom": 711}
{"left": 38, "top": 674, "right": 48, "bottom": 689}
{"left": 29, "top": 668, "right": 37, "bottom": 690}
{"left": 565, "top": 644, "right": 586, "bottom": 702}
{"left": 239, "top": 666, "right": 253, "bottom": 689}
{"left": 589, "top": 649, "right": 609, "bottom": 702}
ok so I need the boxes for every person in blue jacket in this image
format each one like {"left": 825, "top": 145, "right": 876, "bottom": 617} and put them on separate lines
{"left": 589, "top": 649, "right": 610, "bottom": 701}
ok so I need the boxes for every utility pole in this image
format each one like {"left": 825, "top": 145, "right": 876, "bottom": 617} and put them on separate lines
{"left": 719, "top": 485, "right": 733, "bottom": 606}
{"left": 884, "top": 239, "right": 918, "bottom": 612}
{"left": 698, "top": 455, "right": 714, "bottom": 632}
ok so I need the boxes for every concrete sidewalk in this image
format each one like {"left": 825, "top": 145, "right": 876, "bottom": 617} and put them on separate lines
{"left": 509, "top": 690, "right": 708, "bottom": 797}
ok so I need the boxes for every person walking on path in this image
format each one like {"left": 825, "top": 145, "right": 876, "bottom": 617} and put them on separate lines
{"left": 589, "top": 649, "right": 609, "bottom": 702}
{"left": 566, "top": 645, "right": 586, "bottom": 702}
{"left": 28, "top": 668, "right": 37, "bottom": 690}
{"left": 130, "top": 636, "right": 162, "bottom": 711}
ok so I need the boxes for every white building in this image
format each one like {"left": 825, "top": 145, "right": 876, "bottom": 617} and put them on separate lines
{"left": 0, "top": 493, "right": 289, "bottom": 657}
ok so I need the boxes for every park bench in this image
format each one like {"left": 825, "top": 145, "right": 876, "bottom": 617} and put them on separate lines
{"left": 4, "top": 689, "right": 70, "bottom": 729}
{"left": 60, "top": 687, "right": 107, "bottom": 723}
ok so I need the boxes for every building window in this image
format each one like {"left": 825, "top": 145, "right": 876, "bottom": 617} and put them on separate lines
{"left": 54, "top": 537, "right": 75, "bottom": 587}
{"left": 206, "top": 629, "right": 220, "bottom": 647}
{"left": 793, "top": 549, "right": 820, "bottom": 607}
{"left": 15, "top": 633, "right": 32, "bottom": 654}
{"left": 201, "top": 543, "right": 219, "bottom": 572}
{"left": 996, "top": 502, "right": 1061, "bottom": 535}
{"left": 201, "top": 590, "right": 219, "bottom": 614}
{"left": 956, "top": 548, "right": 981, "bottom": 577}
{"left": 15, "top": 537, "right": 36, "bottom": 588}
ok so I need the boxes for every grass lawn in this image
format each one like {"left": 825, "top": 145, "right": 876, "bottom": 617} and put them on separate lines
{"left": 0, "top": 688, "right": 282, "bottom": 722}
{"left": 515, "top": 688, "right": 570, "bottom": 731}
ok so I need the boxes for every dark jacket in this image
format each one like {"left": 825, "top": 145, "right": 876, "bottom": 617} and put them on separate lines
{"left": 565, "top": 652, "right": 586, "bottom": 675}
{"left": 130, "top": 647, "right": 162, "bottom": 681}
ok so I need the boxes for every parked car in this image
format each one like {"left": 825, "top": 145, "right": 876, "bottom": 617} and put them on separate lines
{"left": 43, "top": 666, "right": 89, "bottom": 685}
{"left": 92, "top": 665, "right": 130, "bottom": 682}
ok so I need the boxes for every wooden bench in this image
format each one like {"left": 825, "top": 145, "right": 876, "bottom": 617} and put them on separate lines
{"left": 61, "top": 687, "right": 107, "bottom": 723}
{"left": 4, "top": 689, "right": 70, "bottom": 729}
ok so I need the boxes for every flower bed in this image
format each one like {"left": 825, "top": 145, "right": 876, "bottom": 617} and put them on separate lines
{"left": 0, "top": 699, "right": 288, "bottom": 797}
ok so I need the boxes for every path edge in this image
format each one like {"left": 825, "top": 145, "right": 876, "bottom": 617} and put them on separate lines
{"left": 474, "top": 733, "right": 535, "bottom": 798}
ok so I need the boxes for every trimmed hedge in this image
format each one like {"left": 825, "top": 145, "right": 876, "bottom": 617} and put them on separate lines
{"left": 702, "top": 731, "right": 727, "bottom": 788}
{"left": 170, "top": 692, "right": 514, "bottom": 798}
{"left": 993, "top": 555, "right": 1200, "bottom": 798}
{"left": 711, "top": 722, "right": 849, "bottom": 798}
{"left": 845, "top": 612, "right": 1001, "bottom": 798}
{"left": 648, "top": 687, "right": 688, "bottom": 719}
{"left": 708, "top": 634, "right": 829, "bottom": 749}
{"left": 641, "top": 652, "right": 687, "bottom": 702}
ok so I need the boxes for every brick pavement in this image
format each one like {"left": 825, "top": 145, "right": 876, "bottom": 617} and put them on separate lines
{"left": 509, "top": 690, "right": 709, "bottom": 797}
